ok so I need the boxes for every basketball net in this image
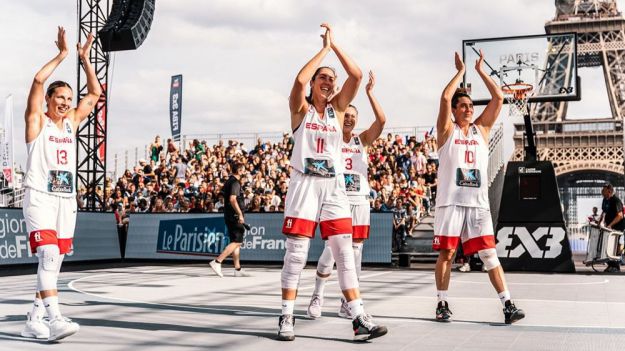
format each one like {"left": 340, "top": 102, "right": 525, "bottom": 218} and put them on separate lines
{"left": 502, "top": 82, "right": 534, "bottom": 118}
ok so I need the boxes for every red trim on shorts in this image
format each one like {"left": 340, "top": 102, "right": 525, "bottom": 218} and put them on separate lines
{"left": 432, "top": 235, "right": 460, "bottom": 251}
{"left": 462, "top": 235, "right": 495, "bottom": 255}
{"left": 352, "top": 225, "right": 370, "bottom": 240}
{"left": 282, "top": 217, "right": 317, "bottom": 237}
{"left": 319, "top": 218, "right": 352, "bottom": 239}
{"left": 57, "top": 238, "right": 74, "bottom": 254}
{"left": 29, "top": 230, "right": 58, "bottom": 253}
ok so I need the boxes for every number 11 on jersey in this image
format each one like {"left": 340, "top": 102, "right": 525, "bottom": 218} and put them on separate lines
{"left": 316, "top": 137, "right": 325, "bottom": 153}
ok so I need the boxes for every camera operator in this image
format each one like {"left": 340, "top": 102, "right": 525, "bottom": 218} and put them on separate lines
{"left": 600, "top": 183, "right": 624, "bottom": 272}
{"left": 209, "top": 162, "right": 250, "bottom": 277}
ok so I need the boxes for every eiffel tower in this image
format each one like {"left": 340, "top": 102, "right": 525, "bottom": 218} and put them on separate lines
{"left": 512, "top": 0, "right": 625, "bottom": 233}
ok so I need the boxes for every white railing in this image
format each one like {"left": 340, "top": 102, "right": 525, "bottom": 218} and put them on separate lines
{"left": 487, "top": 124, "right": 505, "bottom": 187}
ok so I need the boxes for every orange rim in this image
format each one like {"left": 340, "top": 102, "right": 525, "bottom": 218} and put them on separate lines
{"left": 502, "top": 83, "right": 533, "bottom": 100}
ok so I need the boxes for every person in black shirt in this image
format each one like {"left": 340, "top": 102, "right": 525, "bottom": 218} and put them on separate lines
{"left": 209, "top": 162, "right": 250, "bottom": 277}
{"left": 600, "top": 183, "right": 624, "bottom": 272}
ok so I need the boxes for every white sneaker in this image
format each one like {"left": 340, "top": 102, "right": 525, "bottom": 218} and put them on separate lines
{"left": 209, "top": 260, "right": 223, "bottom": 277}
{"left": 277, "top": 314, "right": 295, "bottom": 341}
{"left": 21, "top": 313, "right": 49, "bottom": 339}
{"left": 234, "top": 268, "right": 251, "bottom": 277}
{"left": 337, "top": 297, "right": 352, "bottom": 319}
{"left": 307, "top": 295, "right": 323, "bottom": 319}
{"left": 458, "top": 263, "right": 471, "bottom": 272}
{"left": 48, "top": 316, "right": 79, "bottom": 341}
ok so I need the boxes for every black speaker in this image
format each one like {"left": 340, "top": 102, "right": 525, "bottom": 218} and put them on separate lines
{"left": 99, "top": 0, "right": 155, "bottom": 52}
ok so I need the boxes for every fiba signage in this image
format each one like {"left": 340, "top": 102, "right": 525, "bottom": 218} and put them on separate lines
{"left": 169, "top": 75, "right": 183, "bottom": 142}
{"left": 495, "top": 223, "right": 574, "bottom": 272}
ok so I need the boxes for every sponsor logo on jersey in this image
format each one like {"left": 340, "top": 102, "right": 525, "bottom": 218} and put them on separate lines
{"left": 354, "top": 137, "right": 360, "bottom": 145}
{"left": 342, "top": 147, "right": 361, "bottom": 154}
{"left": 34, "top": 232, "right": 42, "bottom": 242}
{"left": 48, "top": 136, "right": 74, "bottom": 144}
{"left": 286, "top": 218, "right": 293, "bottom": 229}
{"left": 65, "top": 123, "right": 72, "bottom": 134}
{"left": 327, "top": 107, "right": 335, "bottom": 118}
{"left": 454, "top": 139, "right": 479, "bottom": 145}
{"left": 305, "top": 122, "right": 337, "bottom": 133}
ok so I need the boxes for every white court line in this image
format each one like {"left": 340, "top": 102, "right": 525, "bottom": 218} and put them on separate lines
{"left": 66, "top": 268, "right": 625, "bottom": 330}
{"left": 452, "top": 278, "right": 610, "bottom": 286}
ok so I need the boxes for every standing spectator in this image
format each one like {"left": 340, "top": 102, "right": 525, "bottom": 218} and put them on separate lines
{"left": 149, "top": 135, "right": 163, "bottom": 162}
{"left": 209, "top": 162, "right": 250, "bottom": 277}
{"left": 392, "top": 199, "right": 408, "bottom": 250}
{"left": 423, "top": 163, "right": 438, "bottom": 207}
{"left": 600, "top": 183, "right": 624, "bottom": 272}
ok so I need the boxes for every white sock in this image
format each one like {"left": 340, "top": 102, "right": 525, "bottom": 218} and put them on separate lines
{"left": 31, "top": 297, "right": 46, "bottom": 320}
{"left": 281, "top": 299, "right": 295, "bottom": 315}
{"left": 498, "top": 290, "right": 511, "bottom": 306}
{"left": 43, "top": 296, "right": 62, "bottom": 320}
{"left": 312, "top": 275, "right": 328, "bottom": 297}
{"left": 437, "top": 290, "right": 448, "bottom": 303}
{"left": 347, "top": 298, "right": 364, "bottom": 318}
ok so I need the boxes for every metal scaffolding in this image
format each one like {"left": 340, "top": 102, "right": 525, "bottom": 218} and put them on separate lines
{"left": 77, "top": 0, "right": 109, "bottom": 211}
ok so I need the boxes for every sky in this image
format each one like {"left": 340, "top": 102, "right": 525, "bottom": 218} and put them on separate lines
{"left": 0, "top": 0, "right": 622, "bottom": 214}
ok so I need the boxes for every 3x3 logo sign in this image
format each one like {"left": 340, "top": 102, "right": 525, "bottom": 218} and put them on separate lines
{"left": 496, "top": 226, "right": 565, "bottom": 259}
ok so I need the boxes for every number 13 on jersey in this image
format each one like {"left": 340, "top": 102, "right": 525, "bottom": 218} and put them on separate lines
{"left": 57, "top": 149, "right": 68, "bottom": 165}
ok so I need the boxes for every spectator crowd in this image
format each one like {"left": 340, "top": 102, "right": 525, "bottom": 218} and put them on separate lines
{"left": 94, "top": 132, "right": 439, "bottom": 238}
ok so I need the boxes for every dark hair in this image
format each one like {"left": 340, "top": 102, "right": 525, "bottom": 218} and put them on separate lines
{"left": 231, "top": 161, "right": 245, "bottom": 174}
{"left": 305, "top": 66, "right": 337, "bottom": 104}
{"left": 604, "top": 183, "right": 614, "bottom": 191}
{"left": 347, "top": 104, "right": 358, "bottom": 115}
{"left": 451, "top": 89, "right": 471, "bottom": 109}
{"left": 46, "top": 81, "right": 72, "bottom": 98}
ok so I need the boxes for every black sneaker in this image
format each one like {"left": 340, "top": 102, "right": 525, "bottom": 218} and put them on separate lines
{"left": 503, "top": 301, "right": 525, "bottom": 324}
{"left": 277, "top": 314, "right": 295, "bottom": 341}
{"left": 435, "top": 301, "right": 452, "bottom": 322}
{"left": 352, "top": 314, "right": 388, "bottom": 341}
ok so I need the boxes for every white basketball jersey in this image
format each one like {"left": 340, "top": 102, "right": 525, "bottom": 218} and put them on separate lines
{"left": 342, "top": 135, "right": 370, "bottom": 202}
{"left": 24, "top": 116, "right": 77, "bottom": 197}
{"left": 290, "top": 104, "right": 344, "bottom": 176}
{"left": 436, "top": 124, "right": 489, "bottom": 208}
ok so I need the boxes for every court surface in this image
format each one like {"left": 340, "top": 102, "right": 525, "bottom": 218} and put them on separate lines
{"left": 1, "top": 263, "right": 624, "bottom": 351}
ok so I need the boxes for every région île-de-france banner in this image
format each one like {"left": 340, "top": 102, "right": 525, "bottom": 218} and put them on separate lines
{"left": 169, "top": 75, "right": 182, "bottom": 142}
{"left": 1, "top": 95, "right": 14, "bottom": 187}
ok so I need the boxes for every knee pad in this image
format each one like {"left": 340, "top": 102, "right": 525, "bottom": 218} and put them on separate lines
{"left": 478, "top": 248, "right": 500, "bottom": 271}
{"left": 281, "top": 236, "right": 310, "bottom": 289}
{"left": 36, "top": 245, "right": 60, "bottom": 291}
{"left": 352, "top": 242, "right": 364, "bottom": 279}
{"left": 316, "top": 243, "right": 335, "bottom": 276}
{"left": 327, "top": 235, "right": 358, "bottom": 290}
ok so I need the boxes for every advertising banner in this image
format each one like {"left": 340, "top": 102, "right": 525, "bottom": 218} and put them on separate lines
{"left": 169, "top": 75, "right": 183, "bottom": 142}
{"left": 126, "top": 212, "right": 393, "bottom": 263}
{"left": 0, "top": 209, "right": 120, "bottom": 266}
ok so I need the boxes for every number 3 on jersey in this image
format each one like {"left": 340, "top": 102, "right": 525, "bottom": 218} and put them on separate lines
{"left": 57, "top": 150, "right": 68, "bottom": 165}
{"left": 316, "top": 137, "right": 325, "bottom": 154}
{"left": 345, "top": 157, "right": 353, "bottom": 170}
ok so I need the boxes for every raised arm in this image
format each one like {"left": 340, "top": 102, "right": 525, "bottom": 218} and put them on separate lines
{"left": 72, "top": 33, "right": 102, "bottom": 127}
{"left": 437, "top": 52, "right": 465, "bottom": 149}
{"left": 288, "top": 25, "right": 332, "bottom": 130}
{"left": 25, "top": 27, "right": 69, "bottom": 142}
{"left": 474, "top": 49, "right": 503, "bottom": 136}
{"left": 330, "top": 23, "right": 363, "bottom": 113}
{"left": 359, "top": 71, "right": 386, "bottom": 146}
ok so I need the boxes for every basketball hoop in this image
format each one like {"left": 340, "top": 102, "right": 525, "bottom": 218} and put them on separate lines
{"left": 502, "top": 81, "right": 534, "bottom": 118}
